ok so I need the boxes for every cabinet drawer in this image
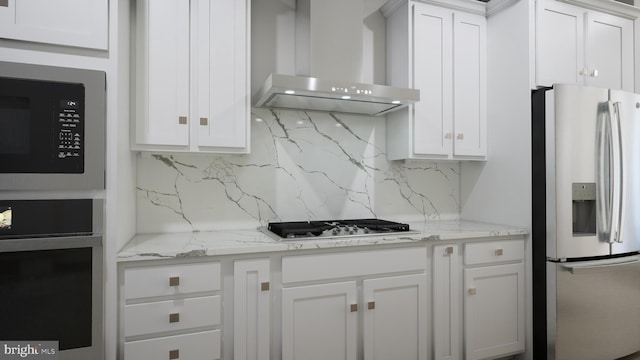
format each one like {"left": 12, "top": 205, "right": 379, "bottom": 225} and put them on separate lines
{"left": 124, "top": 295, "right": 220, "bottom": 337}
{"left": 124, "top": 262, "right": 220, "bottom": 299}
{"left": 282, "top": 247, "right": 427, "bottom": 284}
{"left": 124, "top": 330, "right": 220, "bottom": 360}
{"left": 464, "top": 240, "right": 524, "bottom": 266}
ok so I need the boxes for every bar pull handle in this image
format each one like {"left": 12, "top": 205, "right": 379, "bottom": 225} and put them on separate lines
{"left": 169, "top": 349, "right": 180, "bottom": 359}
{"left": 169, "top": 313, "right": 180, "bottom": 323}
{"left": 178, "top": 116, "right": 187, "bottom": 125}
{"left": 0, "top": 0, "right": 8, "bottom": 7}
{"left": 261, "top": 282, "right": 270, "bottom": 291}
{"left": 350, "top": 304, "right": 358, "bottom": 312}
{"left": 368, "top": 301, "right": 375, "bottom": 310}
{"left": 169, "top": 276, "right": 180, "bottom": 287}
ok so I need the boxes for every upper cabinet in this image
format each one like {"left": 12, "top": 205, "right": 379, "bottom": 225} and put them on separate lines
{"left": 384, "top": 0, "right": 487, "bottom": 161}
{"left": 0, "top": 0, "right": 108, "bottom": 50}
{"left": 132, "top": 0, "right": 250, "bottom": 154}
{"left": 536, "top": 0, "right": 634, "bottom": 92}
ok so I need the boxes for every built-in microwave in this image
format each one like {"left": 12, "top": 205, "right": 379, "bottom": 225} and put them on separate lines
{"left": 0, "top": 61, "right": 106, "bottom": 190}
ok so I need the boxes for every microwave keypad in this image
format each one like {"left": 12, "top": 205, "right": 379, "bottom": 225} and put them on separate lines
{"left": 56, "top": 104, "right": 82, "bottom": 159}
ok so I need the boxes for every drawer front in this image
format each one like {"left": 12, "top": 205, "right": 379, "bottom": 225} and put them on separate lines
{"left": 125, "top": 330, "right": 221, "bottom": 360}
{"left": 124, "top": 262, "right": 220, "bottom": 299}
{"left": 124, "top": 296, "right": 220, "bottom": 337}
{"left": 464, "top": 240, "right": 524, "bottom": 266}
{"left": 282, "top": 247, "right": 427, "bottom": 284}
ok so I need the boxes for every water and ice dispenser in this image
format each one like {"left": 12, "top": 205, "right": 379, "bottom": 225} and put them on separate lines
{"left": 572, "top": 182, "right": 596, "bottom": 235}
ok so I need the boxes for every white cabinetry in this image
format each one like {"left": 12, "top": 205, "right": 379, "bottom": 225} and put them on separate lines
{"left": 133, "top": 0, "right": 250, "bottom": 153}
{"left": 0, "top": 0, "right": 108, "bottom": 50}
{"left": 384, "top": 1, "right": 486, "bottom": 161}
{"left": 536, "top": 0, "right": 634, "bottom": 92}
{"left": 281, "top": 247, "right": 428, "bottom": 360}
{"left": 234, "top": 259, "right": 270, "bottom": 360}
{"left": 432, "top": 240, "right": 525, "bottom": 360}
{"left": 121, "top": 262, "right": 222, "bottom": 360}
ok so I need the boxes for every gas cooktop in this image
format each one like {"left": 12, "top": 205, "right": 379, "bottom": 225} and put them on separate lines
{"left": 262, "top": 218, "right": 419, "bottom": 241}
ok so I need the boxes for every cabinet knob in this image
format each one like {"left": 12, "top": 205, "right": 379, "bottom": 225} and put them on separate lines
{"left": 445, "top": 246, "right": 454, "bottom": 255}
{"left": 456, "top": 133, "right": 464, "bottom": 140}
{"left": 0, "top": 0, "right": 7, "bottom": 7}
{"left": 350, "top": 304, "right": 358, "bottom": 312}
{"left": 200, "top": 117, "right": 208, "bottom": 126}
{"left": 169, "top": 276, "right": 180, "bottom": 287}
{"left": 591, "top": 69, "right": 599, "bottom": 78}
{"left": 169, "top": 313, "right": 180, "bottom": 323}
{"left": 368, "top": 301, "right": 376, "bottom": 310}
{"left": 444, "top": 133, "right": 452, "bottom": 140}
{"left": 580, "top": 68, "right": 588, "bottom": 76}
{"left": 495, "top": 248, "right": 504, "bottom": 256}
{"left": 178, "top": 116, "right": 188, "bottom": 125}
{"left": 468, "top": 288, "right": 477, "bottom": 296}
{"left": 169, "top": 349, "right": 180, "bottom": 360}
{"left": 261, "top": 281, "right": 270, "bottom": 291}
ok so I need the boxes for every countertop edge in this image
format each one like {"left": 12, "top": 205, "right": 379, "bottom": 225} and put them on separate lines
{"left": 116, "top": 221, "right": 529, "bottom": 263}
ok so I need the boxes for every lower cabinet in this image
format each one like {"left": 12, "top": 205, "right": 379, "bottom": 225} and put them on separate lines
{"left": 433, "top": 240, "right": 525, "bottom": 360}
{"left": 282, "top": 282, "right": 359, "bottom": 360}
{"left": 281, "top": 247, "right": 428, "bottom": 360}
{"left": 234, "top": 258, "right": 271, "bottom": 360}
{"left": 120, "top": 261, "right": 222, "bottom": 360}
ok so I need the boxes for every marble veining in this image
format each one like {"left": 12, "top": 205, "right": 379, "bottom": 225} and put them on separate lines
{"left": 137, "top": 109, "right": 460, "bottom": 233}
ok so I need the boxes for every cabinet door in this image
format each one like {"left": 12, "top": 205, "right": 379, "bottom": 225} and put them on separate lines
{"left": 196, "top": 0, "right": 249, "bottom": 150}
{"left": 412, "top": 3, "right": 453, "bottom": 157}
{"left": 453, "top": 12, "right": 486, "bottom": 158}
{"left": 433, "top": 245, "right": 461, "bottom": 360}
{"left": 282, "top": 282, "right": 357, "bottom": 360}
{"left": 234, "top": 259, "right": 270, "bottom": 360}
{"left": 362, "top": 274, "right": 428, "bottom": 360}
{"left": 464, "top": 263, "right": 525, "bottom": 360}
{"left": 585, "top": 11, "right": 634, "bottom": 91}
{"left": 135, "top": 0, "right": 190, "bottom": 147}
{"left": 536, "top": 0, "right": 585, "bottom": 87}
{"left": 0, "top": 0, "right": 108, "bottom": 50}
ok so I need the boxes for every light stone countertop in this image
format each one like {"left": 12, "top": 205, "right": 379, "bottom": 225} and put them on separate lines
{"left": 117, "top": 220, "right": 529, "bottom": 262}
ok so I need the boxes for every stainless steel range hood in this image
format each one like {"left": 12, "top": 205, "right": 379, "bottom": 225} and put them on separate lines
{"left": 254, "top": 0, "right": 420, "bottom": 116}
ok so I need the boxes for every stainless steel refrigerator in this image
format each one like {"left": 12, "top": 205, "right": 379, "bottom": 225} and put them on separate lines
{"left": 532, "top": 84, "right": 640, "bottom": 360}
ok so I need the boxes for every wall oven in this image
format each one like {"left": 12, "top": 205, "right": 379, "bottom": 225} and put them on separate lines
{"left": 0, "top": 61, "right": 106, "bottom": 190}
{"left": 0, "top": 199, "right": 103, "bottom": 360}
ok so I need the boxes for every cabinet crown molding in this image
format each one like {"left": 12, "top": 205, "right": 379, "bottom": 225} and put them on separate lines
{"left": 380, "top": 0, "right": 518, "bottom": 17}
{"left": 559, "top": 0, "right": 640, "bottom": 18}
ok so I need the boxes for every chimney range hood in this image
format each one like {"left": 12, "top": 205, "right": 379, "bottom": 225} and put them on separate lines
{"left": 254, "top": 0, "right": 420, "bottom": 116}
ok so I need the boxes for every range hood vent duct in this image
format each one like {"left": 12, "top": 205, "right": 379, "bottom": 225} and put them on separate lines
{"left": 254, "top": 0, "right": 420, "bottom": 116}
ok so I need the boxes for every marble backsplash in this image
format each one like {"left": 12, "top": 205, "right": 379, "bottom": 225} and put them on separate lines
{"left": 136, "top": 109, "right": 460, "bottom": 233}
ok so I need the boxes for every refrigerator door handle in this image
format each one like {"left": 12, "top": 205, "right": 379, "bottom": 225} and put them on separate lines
{"left": 610, "top": 101, "right": 624, "bottom": 244}
{"left": 597, "top": 102, "right": 623, "bottom": 244}
{"left": 562, "top": 256, "right": 640, "bottom": 274}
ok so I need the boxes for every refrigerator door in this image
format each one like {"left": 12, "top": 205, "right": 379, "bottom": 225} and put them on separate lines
{"left": 547, "top": 85, "right": 610, "bottom": 259}
{"left": 547, "top": 256, "right": 640, "bottom": 360}
{"left": 609, "top": 89, "right": 640, "bottom": 255}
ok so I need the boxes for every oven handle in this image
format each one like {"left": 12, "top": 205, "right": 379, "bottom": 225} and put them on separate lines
{"left": 0, "top": 235, "right": 102, "bottom": 252}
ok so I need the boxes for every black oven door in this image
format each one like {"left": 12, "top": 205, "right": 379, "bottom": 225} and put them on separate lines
{"left": 0, "top": 236, "right": 104, "bottom": 360}
{"left": 0, "top": 76, "right": 85, "bottom": 174}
